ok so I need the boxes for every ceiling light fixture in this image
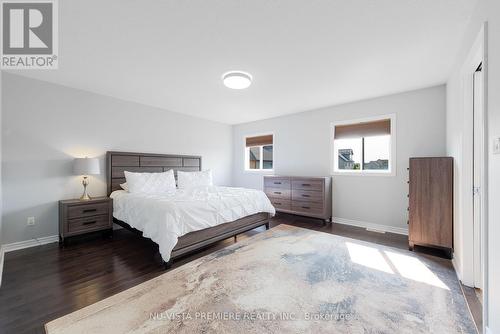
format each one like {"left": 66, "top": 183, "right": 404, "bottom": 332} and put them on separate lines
{"left": 222, "top": 71, "right": 252, "bottom": 89}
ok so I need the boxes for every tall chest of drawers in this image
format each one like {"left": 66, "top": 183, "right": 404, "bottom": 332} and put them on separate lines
{"left": 264, "top": 176, "right": 332, "bottom": 222}
{"left": 408, "top": 157, "right": 453, "bottom": 255}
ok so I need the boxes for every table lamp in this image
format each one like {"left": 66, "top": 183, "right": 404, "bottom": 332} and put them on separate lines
{"left": 73, "top": 157, "right": 100, "bottom": 200}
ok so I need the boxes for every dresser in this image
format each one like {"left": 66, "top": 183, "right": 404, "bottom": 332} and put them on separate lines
{"left": 59, "top": 197, "right": 113, "bottom": 245}
{"left": 264, "top": 176, "right": 332, "bottom": 222}
{"left": 408, "top": 157, "right": 453, "bottom": 256}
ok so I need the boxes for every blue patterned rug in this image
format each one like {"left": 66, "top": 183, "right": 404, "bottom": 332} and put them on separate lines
{"left": 46, "top": 224, "right": 477, "bottom": 333}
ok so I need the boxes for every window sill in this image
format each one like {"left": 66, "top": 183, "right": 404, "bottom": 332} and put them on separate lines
{"left": 244, "top": 169, "right": 275, "bottom": 174}
{"left": 332, "top": 171, "right": 396, "bottom": 177}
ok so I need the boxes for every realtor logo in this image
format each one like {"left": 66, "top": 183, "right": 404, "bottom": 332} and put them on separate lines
{"left": 1, "top": 0, "right": 58, "bottom": 69}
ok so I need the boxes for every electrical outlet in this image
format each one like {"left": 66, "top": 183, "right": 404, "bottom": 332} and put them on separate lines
{"left": 27, "top": 216, "right": 36, "bottom": 226}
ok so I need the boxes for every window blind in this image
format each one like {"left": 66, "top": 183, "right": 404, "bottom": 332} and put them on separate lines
{"left": 334, "top": 119, "right": 390, "bottom": 139}
{"left": 246, "top": 135, "right": 273, "bottom": 147}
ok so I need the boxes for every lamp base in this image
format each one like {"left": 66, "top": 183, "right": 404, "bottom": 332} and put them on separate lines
{"left": 80, "top": 193, "right": 92, "bottom": 201}
{"left": 80, "top": 176, "right": 92, "bottom": 200}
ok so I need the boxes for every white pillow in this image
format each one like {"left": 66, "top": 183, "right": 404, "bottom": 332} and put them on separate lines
{"left": 124, "top": 170, "right": 176, "bottom": 194}
{"left": 177, "top": 170, "right": 213, "bottom": 189}
{"left": 120, "top": 183, "right": 129, "bottom": 191}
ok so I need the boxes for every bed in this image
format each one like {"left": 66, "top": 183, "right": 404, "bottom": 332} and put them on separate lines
{"left": 106, "top": 151, "right": 275, "bottom": 267}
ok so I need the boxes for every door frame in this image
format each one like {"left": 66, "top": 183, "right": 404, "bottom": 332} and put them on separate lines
{"left": 473, "top": 66, "right": 484, "bottom": 289}
{"left": 459, "top": 22, "right": 488, "bottom": 328}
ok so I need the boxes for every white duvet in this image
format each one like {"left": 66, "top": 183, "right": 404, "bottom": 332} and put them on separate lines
{"left": 110, "top": 186, "right": 276, "bottom": 261}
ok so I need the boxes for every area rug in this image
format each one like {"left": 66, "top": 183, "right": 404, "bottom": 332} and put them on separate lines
{"left": 45, "top": 224, "right": 476, "bottom": 334}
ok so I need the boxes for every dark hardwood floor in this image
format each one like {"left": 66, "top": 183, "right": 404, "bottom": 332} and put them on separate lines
{"left": 461, "top": 284, "right": 483, "bottom": 334}
{"left": 0, "top": 213, "right": 477, "bottom": 333}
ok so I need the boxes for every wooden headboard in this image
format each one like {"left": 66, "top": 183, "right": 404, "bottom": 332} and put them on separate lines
{"left": 106, "top": 151, "right": 202, "bottom": 195}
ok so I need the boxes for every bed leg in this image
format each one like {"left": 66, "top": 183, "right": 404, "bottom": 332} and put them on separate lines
{"left": 234, "top": 235, "right": 237, "bottom": 242}
{"left": 265, "top": 222, "right": 270, "bottom": 230}
{"left": 163, "top": 260, "right": 173, "bottom": 270}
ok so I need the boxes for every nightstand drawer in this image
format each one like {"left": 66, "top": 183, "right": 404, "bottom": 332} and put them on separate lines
{"left": 68, "top": 215, "right": 111, "bottom": 233}
{"left": 68, "top": 202, "right": 109, "bottom": 219}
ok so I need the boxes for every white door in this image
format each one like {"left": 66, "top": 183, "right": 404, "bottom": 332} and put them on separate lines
{"left": 473, "top": 65, "right": 484, "bottom": 289}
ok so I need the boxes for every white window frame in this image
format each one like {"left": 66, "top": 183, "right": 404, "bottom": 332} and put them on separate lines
{"left": 244, "top": 133, "right": 275, "bottom": 173}
{"left": 331, "top": 114, "right": 396, "bottom": 177}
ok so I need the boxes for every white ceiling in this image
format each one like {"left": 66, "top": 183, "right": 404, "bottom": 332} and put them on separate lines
{"left": 14, "top": 0, "right": 477, "bottom": 124}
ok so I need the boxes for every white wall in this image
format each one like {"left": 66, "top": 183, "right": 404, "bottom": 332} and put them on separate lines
{"left": 0, "top": 70, "right": 2, "bottom": 287}
{"left": 1, "top": 73, "right": 232, "bottom": 245}
{"left": 232, "top": 86, "right": 446, "bottom": 232}
{"left": 446, "top": 0, "right": 500, "bottom": 332}
{"left": 0, "top": 70, "right": 3, "bottom": 246}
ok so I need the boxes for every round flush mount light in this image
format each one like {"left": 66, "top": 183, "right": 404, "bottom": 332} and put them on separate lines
{"left": 222, "top": 71, "right": 253, "bottom": 89}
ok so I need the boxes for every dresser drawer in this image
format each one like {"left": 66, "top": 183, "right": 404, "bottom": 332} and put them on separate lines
{"left": 292, "top": 199, "right": 323, "bottom": 209}
{"left": 68, "top": 215, "right": 111, "bottom": 233}
{"left": 292, "top": 202, "right": 324, "bottom": 216}
{"left": 265, "top": 188, "right": 291, "bottom": 199}
{"left": 270, "top": 198, "right": 291, "bottom": 211}
{"left": 264, "top": 177, "right": 290, "bottom": 189}
{"left": 292, "top": 189, "right": 323, "bottom": 202}
{"left": 68, "top": 202, "right": 110, "bottom": 219}
{"left": 291, "top": 179, "right": 324, "bottom": 191}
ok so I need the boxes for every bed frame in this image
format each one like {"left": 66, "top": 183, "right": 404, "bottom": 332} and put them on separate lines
{"left": 106, "top": 151, "right": 270, "bottom": 268}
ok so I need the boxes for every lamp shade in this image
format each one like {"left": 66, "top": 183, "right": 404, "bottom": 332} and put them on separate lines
{"left": 73, "top": 158, "right": 100, "bottom": 175}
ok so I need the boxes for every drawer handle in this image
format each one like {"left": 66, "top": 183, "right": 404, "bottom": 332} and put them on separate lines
{"left": 83, "top": 220, "right": 97, "bottom": 225}
{"left": 83, "top": 208, "right": 97, "bottom": 213}
{"left": 274, "top": 182, "right": 282, "bottom": 185}
{"left": 301, "top": 194, "right": 310, "bottom": 197}
{"left": 302, "top": 184, "right": 311, "bottom": 187}
{"left": 301, "top": 206, "right": 310, "bottom": 209}
{"left": 274, "top": 192, "right": 282, "bottom": 194}
{"left": 275, "top": 202, "right": 282, "bottom": 205}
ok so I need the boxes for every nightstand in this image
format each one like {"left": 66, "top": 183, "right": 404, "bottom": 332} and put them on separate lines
{"left": 59, "top": 197, "right": 113, "bottom": 245}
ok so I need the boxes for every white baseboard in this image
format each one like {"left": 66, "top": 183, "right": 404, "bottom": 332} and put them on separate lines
{"left": 0, "top": 235, "right": 59, "bottom": 287}
{"left": 451, "top": 257, "right": 462, "bottom": 281}
{"left": 0, "top": 246, "right": 4, "bottom": 287}
{"left": 2, "top": 235, "right": 59, "bottom": 253}
{"left": 333, "top": 217, "right": 408, "bottom": 235}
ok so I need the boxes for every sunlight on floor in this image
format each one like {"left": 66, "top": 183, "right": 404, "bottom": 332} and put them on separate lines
{"left": 345, "top": 242, "right": 394, "bottom": 274}
{"left": 384, "top": 251, "right": 449, "bottom": 290}
{"left": 346, "top": 242, "right": 449, "bottom": 290}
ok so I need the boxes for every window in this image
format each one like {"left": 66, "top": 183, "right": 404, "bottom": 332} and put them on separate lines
{"left": 245, "top": 134, "right": 273, "bottom": 171}
{"left": 332, "top": 115, "right": 395, "bottom": 175}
